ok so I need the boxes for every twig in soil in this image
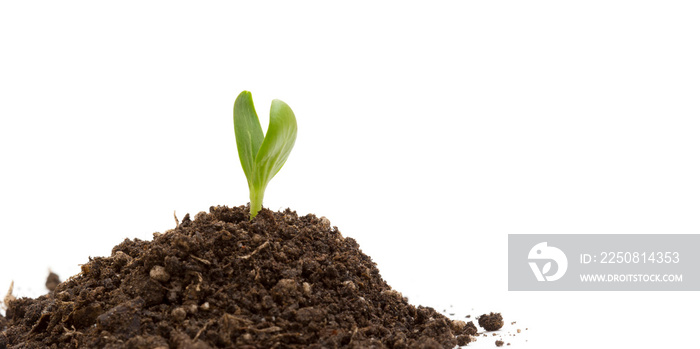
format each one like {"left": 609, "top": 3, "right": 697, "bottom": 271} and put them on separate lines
{"left": 190, "top": 255, "right": 211, "bottom": 265}
{"left": 193, "top": 320, "right": 214, "bottom": 341}
{"left": 238, "top": 240, "right": 270, "bottom": 260}
{"left": 61, "top": 325, "right": 83, "bottom": 338}
{"left": 174, "top": 211, "right": 180, "bottom": 229}
{"left": 348, "top": 326, "right": 358, "bottom": 345}
{"left": 29, "top": 313, "right": 51, "bottom": 334}
{"left": 269, "top": 332, "right": 303, "bottom": 341}
{"left": 240, "top": 326, "right": 283, "bottom": 333}
{"left": 222, "top": 313, "right": 253, "bottom": 325}
{"left": 2, "top": 281, "right": 15, "bottom": 310}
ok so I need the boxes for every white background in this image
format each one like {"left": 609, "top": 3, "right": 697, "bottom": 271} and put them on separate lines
{"left": 1, "top": 1, "right": 699, "bottom": 348}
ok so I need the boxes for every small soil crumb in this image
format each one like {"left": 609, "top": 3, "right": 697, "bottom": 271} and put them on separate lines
{"left": 456, "top": 335, "right": 471, "bottom": 346}
{"left": 495, "top": 339, "right": 505, "bottom": 347}
{"left": 479, "top": 312, "right": 505, "bottom": 331}
{"left": 517, "top": 329, "right": 521, "bottom": 333}
{"left": 465, "top": 314, "right": 471, "bottom": 318}
{"left": 171, "top": 307, "right": 187, "bottom": 321}
{"left": 451, "top": 319, "right": 476, "bottom": 337}
{"left": 451, "top": 319, "right": 467, "bottom": 332}
{"left": 149, "top": 265, "right": 170, "bottom": 282}
{"left": 318, "top": 216, "right": 331, "bottom": 230}
{"left": 45, "top": 271, "right": 61, "bottom": 292}
{"left": 510, "top": 321, "right": 516, "bottom": 325}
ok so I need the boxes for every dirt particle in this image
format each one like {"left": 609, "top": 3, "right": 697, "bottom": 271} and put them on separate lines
{"left": 184, "top": 303, "right": 198, "bottom": 314}
{"left": 97, "top": 298, "right": 144, "bottom": 335}
{"left": 479, "top": 312, "right": 504, "bottom": 331}
{"left": 302, "top": 282, "right": 312, "bottom": 296}
{"left": 342, "top": 280, "right": 356, "bottom": 291}
{"left": 171, "top": 307, "right": 187, "bottom": 321}
{"left": 456, "top": 335, "right": 472, "bottom": 346}
{"left": 45, "top": 271, "right": 61, "bottom": 292}
{"left": 451, "top": 319, "right": 467, "bottom": 332}
{"left": 112, "top": 250, "right": 132, "bottom": 268}
{"left": 496, "top": 339, "right": 505, "bottom": 347}
{"left": 193, "top": 211, "right": 209, "bottom": 223}
{"left": 319, "top": 216, "right": 331, "bottom": 230}
{"left": 149, "top": 265, "right": 170, "bottom": 282}
{"left": 463, "top": 321, "right": 478, "bottom": 336}
{"left": 295, "top": 306, "right": 326, "bottom": 323}
{"left": 381, "top": 288, "right": 404, "bottom": 301}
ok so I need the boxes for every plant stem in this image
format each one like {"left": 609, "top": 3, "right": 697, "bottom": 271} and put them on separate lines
{"left": 249, "top": 187, "right": 264, "bottom": 219}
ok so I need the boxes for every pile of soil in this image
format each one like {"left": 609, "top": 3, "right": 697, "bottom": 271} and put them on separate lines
{"left": 0, "top": 206, "right": 478, "bottom": 348}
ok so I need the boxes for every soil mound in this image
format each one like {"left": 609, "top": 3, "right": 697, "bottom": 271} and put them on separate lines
{"left": 0, "top": 206, "right": 475, "bottom": 348}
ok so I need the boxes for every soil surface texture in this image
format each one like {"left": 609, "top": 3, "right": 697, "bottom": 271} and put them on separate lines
{"left": 1, "top": 206, "right": 477, "bottom": 348}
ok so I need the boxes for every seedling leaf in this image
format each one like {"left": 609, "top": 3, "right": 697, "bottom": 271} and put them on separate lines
{"left": 234, "top": 91, "right": 297, "bottom": 219}
{"left": 233, "top": 91, "right": 264, "bottom": 180}
{"left": 253, "top": 99, "right": 298, "bottom": 189}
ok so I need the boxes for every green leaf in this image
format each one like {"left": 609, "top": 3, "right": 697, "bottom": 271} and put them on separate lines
{"left": 233, "top": 91, "right": 264, "bottom": 181}
{"left": 233, "top": 91, "right": 297, "bottom": 219}
{"left": 252, "top": 99, "right": 298, "bottom": 190}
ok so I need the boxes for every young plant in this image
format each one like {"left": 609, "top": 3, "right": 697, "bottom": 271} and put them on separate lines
{"left": 234, "top": 90, "right": 297, "bottom": 219}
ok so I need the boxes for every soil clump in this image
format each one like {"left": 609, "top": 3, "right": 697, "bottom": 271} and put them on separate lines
{"left": 478, "top": 313, "right": 504, "bottom": 332}
{"left": 45, "top": 272, "right": 61, "bottom": 293}
{"left": 1, "top": 205, "right": 476, "bottom": 348}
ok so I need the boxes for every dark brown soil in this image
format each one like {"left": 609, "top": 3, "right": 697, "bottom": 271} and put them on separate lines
{"left": 478, "top": 313, "right": 504, "bottom": 332}
{"left": 0, "top": 206, "right": 476, "bottom": 348}
{"left": 0, "top": 314, "right": 6, "bottom": 334}
{"left": 45, "top": 272, "right": 61, "bottom": 292}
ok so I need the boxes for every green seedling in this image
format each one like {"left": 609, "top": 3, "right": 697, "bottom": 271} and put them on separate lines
{"left": 234, "top": 90, "right": 297, "bottom": 219}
